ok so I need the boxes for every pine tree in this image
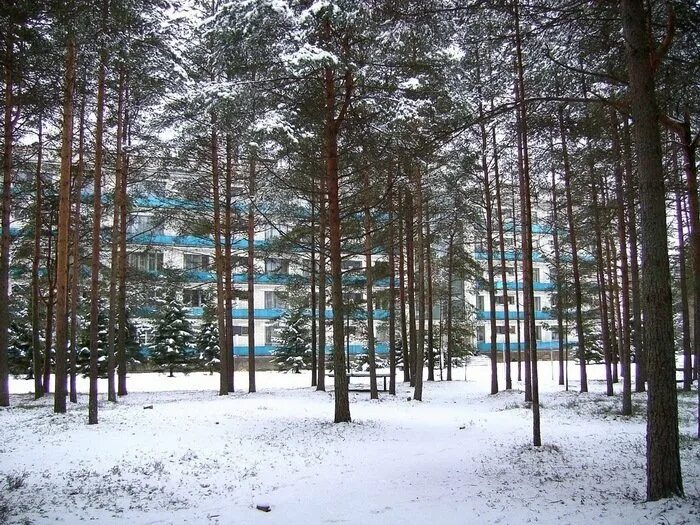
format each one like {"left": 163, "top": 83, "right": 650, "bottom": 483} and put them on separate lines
{"left": 196, "top": 305, "right": 220, "bottom": 374}
{"left": 271, "top": 308, "right": 311, "bottom": 374}
{"left": 151, "top": 296, "right": 194, "bottom": 377}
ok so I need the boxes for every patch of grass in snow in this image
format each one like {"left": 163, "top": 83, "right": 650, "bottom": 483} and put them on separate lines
{"left": 6, "top": 471, "right": 28, "bottom": 491}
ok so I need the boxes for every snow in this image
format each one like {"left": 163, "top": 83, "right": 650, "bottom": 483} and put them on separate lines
{"left": 2, "top": 359, "right": 699, "bottom": 524}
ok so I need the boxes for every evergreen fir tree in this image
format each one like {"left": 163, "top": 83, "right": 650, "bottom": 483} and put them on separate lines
{"left": 196, "top": 304, "right": 220, "bottom": 374}
{"left": 8, "top": 320, "right": 33, "bottom": 378}
{"left": 77, "top": 304, "right": 108, "bottom": 377}
{"left": 271, "top": 308, "right": 311, "bottom": 373}
{"left": 151, "top": 296, "right": 194, "bottom": 377}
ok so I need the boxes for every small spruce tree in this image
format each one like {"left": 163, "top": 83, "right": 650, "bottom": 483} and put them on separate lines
{"left": 152, "top": 295, "right": 194, "bottom": 377}
{"left": 196, "top": 303, "right": 220, "bottom": 374}
{"left": 271, "top": 308, "right": 311, "bottom": 373}
{"left": 8, "top": 320, "right": 33, "bottom": 378}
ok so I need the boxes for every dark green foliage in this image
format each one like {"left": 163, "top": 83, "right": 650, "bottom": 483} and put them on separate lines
{"left": 271, "top": 308, "right": 311, "bottom": 373}
{"left": 196, "top": 304, "right": 219, "bottom": 374}
{"left": 77, "top": 306, "right": 143, "bottom": 377}
{"left": 151, "top": 296, "right": 194, "bottom": 377}
{"left": 8, "top": 321, "right": 33, "bottom": 378}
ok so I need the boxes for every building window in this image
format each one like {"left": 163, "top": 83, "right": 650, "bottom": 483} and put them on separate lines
{"left": 232, "top": 325, "right": 249, "bottom": 336}
{"left": 476, "top": 325, "right": 485, "bottom": 342}
{"left": 129, "top": 251, "right": 164, "bottom": 272}
{"left": 551, "top": 329, "right": 559, "bottom": 341}
{"left": 341, "top": 259, "right": 362, "bottom": 271}
{"left": 534, "top": 296, "right": 542, "bottom": 311}
{"left": 128, "top": 214, "right": 164, "bottom": 236}
{"left": 265, "top": 258, "right": 289, "bottom": 275}
{"left": 264, "top": 291, "right": 287, "bottom": 309}
{"left": 535, "top": 325, "right": 542, "bottom": 341}
{"left": 184, "top": 253, "right": 210, "bottom": 271}
{"left": 343, "top": 292, "right": 364, "bottom": 305}
{"left": 496, "top": 325, "right": 516, "bottom": 335}
{"left": 533, "top": 267, "right": 541, "bottom": 283}
{"left": 233, "top": 256, "right": 248, "bottom": 269}
{"left": 495, "top": 295, "right": 515, "bottom": 306}
{"left": 476, "top": 295, "right": 485, "bottom": 311}
{"left": 265, "top": 325, "right": 274, "bottom": 345}
{"left": 183, "top": 288, "right": 207, "bottom": 307}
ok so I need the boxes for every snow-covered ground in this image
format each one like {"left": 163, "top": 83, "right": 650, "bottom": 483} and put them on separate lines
{"left": 1, "top": 358, "right": 699, "bottom": 525}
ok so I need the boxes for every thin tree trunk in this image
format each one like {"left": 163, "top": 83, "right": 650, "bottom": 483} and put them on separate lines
{"left": 414, "top": 169, "right": 425, "bottom": 401}
{"left": 559, "top": 106, "right": 588, "bottom": 393}
{"left": 363, "top": 170, "right": 378, "bottom": 399}
{"left": 398, "top": 191, "right": 409, "bottom": 383}
{"left": 0, "top": 28, "right": 14, "bottom": 406}
{"left": 480, "top": 115, "right": 498, "bottom": 395}
{"left": 494, "top": 126, "right": 512, "bottom": 389}
{"left": 620, "top": 0, "right": 683, "bottom": 499}
{"left": 106, "top": 67, "right": 125, "bottom": 403}
{"left": 425, "top": 204, "right": 435, "bottom": 382}
{"left": 515, "top": 81, "right": 531, "bottom": 403}
{"left": 116, "top": 79, "right": 129, "bottom": 397}
{"left": 388, "top": 174, "right": 397, "bottom": 394}
{"left": 32, "top": 118, "right": 45, "bottom": 399}
{"left": 623, "top": 119, "right": 645, "bottom": 392}
{"left": 514, "top": 0, "right": 540, "bottom": 445}
{"left": 310, "top": 177, "right": 317, "bottom": 387}
{"left": 212, "top": 121, "right": 228, "bottom": 396}
{"left": 673, "top": 153, "right": 692, "bottom": 391}
{"left": 43, "top": 212, "right": 55, "bottom": 394}
{"left": 406, "top": 190, "right": 417, "bottom": 390}
{"left": 89, "top": 21, "right": 107, "bottom": 422}
{"left": 224, "top": 136, "right": 234, "bottom": 392}
{"left": 323, "top": 33, "right": 352, "bottom": 421}
{"left": 248, "top": 152, "right": 256, "bottom": 393}
{"left": 69, "top": 90, "right": 86, "bottom": 403}
{"left": 317, "top": 173, "right": 327, "bottom": 391}
{"left": 446, "top": 233, "right": 454, "bottom": 381}
{"left": 550, "top": 152, "right": 565, "bottom": 386}
{"left": 511, "top": 190, "right": 522, "bottom": 383}
{"left": 592, "top": 175, "right": 614, "bottom": 396}
{"left": 611, "top": 111, "right": 633, "bottom": 414}
{"left": 54, "top": 36, "right": 77, "bottom": 413}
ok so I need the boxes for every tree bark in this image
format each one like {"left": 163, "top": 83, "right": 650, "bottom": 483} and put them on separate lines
{"left": 89, "top": 21, "right": 107, "bottom": 422}
{"left": 623, "top": 119, "right": 645, "bottom": 392}
{"left": 558, "top": 106, "right": 588, "bottom": 393}
{"left": 398, "top": 191, "right": 410, "bottom": 383}
{"left": 248, "top": 152, "right": 256, "bottom": 393}
{"left": 117, "top": 77, "right": 129, "bottom": 397}
{"left": 591, "top": 174, "right": 614, "bottom": 396}
{"left": 0, "top": 27, "right": 14, "bottom": 407}
{"left": 69, "top": 90, "right": 86, "bottom": 403}
{"left": 388, "top": 173, "right": 397, "bottom": 394}
{"left": 611, "top": 111, "right": 632, "bottom": 414}
{"left": 620, "top": 0, "right": 683, "bottom": 500}
{"left": 494, "top": 126, "right": 512, "bottom": 389}
{"left": 212, "top": 121, "right": 228, "bottom": 396}
{"left": 322, "top": 27, "right": 352, "bottom": 421}
{"left": 106, "top": 67, "right": 125, "bottom": 403}
{"left": 425, "top": 203, "right": 435, "bottom": 382}
{"left": 316, "top": 173, "right": 327, "bottom": 391}
{"left": 414, "top": 169, "right": 425, "bottom": 402}
{"left": 31, "top": 118, "right": 45, "bottom": 399}
{"left": 54, "top": 36, "right": 77, "bottom": 413}
{"left": 363, "top": 169, "right": 378, "bottom": 399}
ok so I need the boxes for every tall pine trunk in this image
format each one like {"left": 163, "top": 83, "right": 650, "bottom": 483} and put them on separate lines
{"left": 363, "top": 170, "right": 378, "bottom": 399}
{"left": 54, "top": 36, "right": 77, "bottom": 414}
{"left": 32, "top": 118, "right": 45, "bottom": 399}
{"left": 89, "top": 23, "right": 107, "bottom": 422}
{"left": 69, "top": 91, "right": 86, "bottom": 403}
{"left": 247, "top": 152, "right": 256, "bottom": 393}
{"left": 559, "top": 106, "right": 588, "bottom": 393}
{"left": 620, "top": 0, "right": 683, "bottom": 499}
{"left": 322, "top": 33, "right": 352, "bottom": 421}
{"left": 611, "top": 111, "right": 632, "bottom": 414}
{"left": 0, "top": 28, "right": 14, "bottom": 407}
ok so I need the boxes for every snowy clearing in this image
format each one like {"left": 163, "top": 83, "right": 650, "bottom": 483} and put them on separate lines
{"left": 1, "top": 358, "right": 699, "bottom": 525}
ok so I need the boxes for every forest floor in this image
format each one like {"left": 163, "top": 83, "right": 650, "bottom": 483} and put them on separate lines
{"left": 1, "top": 358, "right": 699, "bottom": 525}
